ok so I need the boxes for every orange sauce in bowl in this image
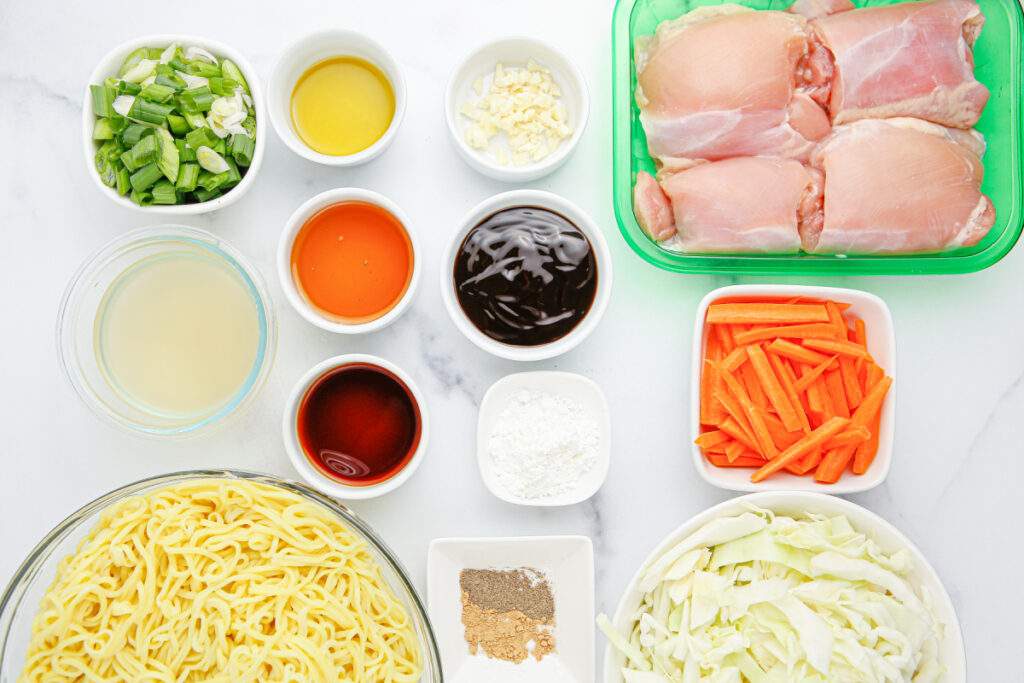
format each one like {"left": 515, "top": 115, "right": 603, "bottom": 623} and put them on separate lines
{"left": 291, "top": 201, "right": 414, "bottom": 323}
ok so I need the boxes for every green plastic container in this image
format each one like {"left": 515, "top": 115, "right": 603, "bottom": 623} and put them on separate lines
{"left": 612, "top": 0, "right": 1024, "bottom": 275}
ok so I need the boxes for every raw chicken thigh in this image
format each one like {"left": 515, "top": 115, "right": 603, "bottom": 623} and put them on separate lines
{"left": 634, "top": 158, "right": 823, "bottom": 253}
{"left": 635, "top": 5, "right": 831, "bottom": 168}
{"left": 804, "top": 118, "right": 994, "bottom": 253}
{"left": 813, "top": 0, "right": 989, "bottom": 128}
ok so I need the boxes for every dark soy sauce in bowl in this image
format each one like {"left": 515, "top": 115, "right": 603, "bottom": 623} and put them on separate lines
{"left": 297, "top": 363, "right": 421, "bottom": 486}
{"left": 453, "top": 206, "right": 598, "bottom": 346}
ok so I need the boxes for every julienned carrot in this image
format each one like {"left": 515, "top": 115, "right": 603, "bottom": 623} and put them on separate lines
{"left": 825, "top": 370, "right": 850, "bottom": 419}
{"left": 751, "top": 416, "right": 850, "bottom": 482}
{"left": 793, "top": 355, "right": 838, "bottom": 394}
{"left": 815, "top": 445, "right": 856, "bottom": 484}
{"left": 803, "top": 338, "right": 872, "bottom": 360}
{"left": 768, "top": 338, "right": 831, "bottom": 366}
{"left": 825, "top": 301, "right": 846, "bottom": 339}
{"left": 740, "top": 363, "right": 769, "bottom": 411}
{"left": 718, "top": 417, "right": 761, "bottom": 453}
{"left": 706, "top": 303, "right": 830, "bottom": 325}
{"left": 761, "top": 409, "right": 802, "bottom": 450}
{"left": 720, "top": 368, "right": 777, "bottom": 458}
{"left": 724, "top": 440, "right": 746, "bottom": 463}
{"left": 824, "top": 425, "right": 870, "bottom": 449}
{"left": 700, "top": 359, "right": 723, "bottom": 425}
{"left": 768, "top": 352, "right": 810, "bottom": 433}
{"left": 714, "top": 324, "right": 736, "bottom": 354}
{"left": 694, "top": 430, "right": 730, "bottom": 449}
{"left": 747, "top": 344, "right": 802, "bottom": 432}
{"left": 732, "top": 323, "right": 839, "bottom": 346}
{"left": 721, "top": 346, "right": 748, "bottom": 373}
{"left": 852, "top": 412, "right": 882, "bottom": 474}
{"left": 848, "top": 375, "right": 892, "bottom": 431}
{"left": 707, "top": 453, "right": 767, "bottom": 468}
{"left": 714, "top": 389, "right": 757, "bottom": 449}
{"left": 854, "top": 318, "right": 867, "bottom": 346}
{"left": 839, "top": 357, "right": 863, "bottom": 409}
{"left": 792, "top": 446, "right": 823, "bottom": 475}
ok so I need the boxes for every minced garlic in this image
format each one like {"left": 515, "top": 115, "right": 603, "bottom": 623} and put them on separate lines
{"left": 459, "top": 60, "right": 573, "bottom": 166}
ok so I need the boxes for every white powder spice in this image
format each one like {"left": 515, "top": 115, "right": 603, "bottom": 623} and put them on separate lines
{"left": 488, "top": 389, "right": 599, "bottom": 499}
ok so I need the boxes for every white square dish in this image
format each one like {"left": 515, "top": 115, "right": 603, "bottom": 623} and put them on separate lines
{"left": 427, "top": 535, "right": 594, "bottom": 683}
{"left": 477, "top": 371, "right": 611, "bottom": 506}
{"left": 690, "top": 284, "right": 896, "bottom": 494}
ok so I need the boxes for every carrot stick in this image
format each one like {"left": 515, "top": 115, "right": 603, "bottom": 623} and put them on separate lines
{"left": 714, "top": 389, "right": 757, "bottom": 450}
{"left": 694, "top": 430, "right": 730, "bottom": 449}
{"left": 718, "top": 417, "right": 761, "bottom": 453}
{"left": 707, "top": 453, "right": 766, "bottom": 468}
{"left": 740, "top": 362, "right": 768, "bottom": 411}
{"left": 747, "top": 344, "right": 802, "bottom": 432}
{"left": 720, "top": 368, "right": 777, "bottom": 459}
{"left": 824, "top": 425, "right": 870, "bottom": 449}
{"left": 704, "top": 442, "right": 728, "bottom": 454}
{"left": 839, "top": 357, "right": 863, "bottom": 409}
{"left": 724, "top": 440, "right": 747, "bottom": 463}
{"left": 814, "top": 446, "right": 856, "bottom": 484}
{"left": 706, "top": 303, "right": 830, "bottom": 325}
{"left": 825, "top": 301, "right": 846, "bottom": 339}
{"left": 732, "top": 323, "right": 840, "bottom": 346}
{"left": 848, "top": 376, "right": 892, "bottom": 431}
{"left": 721, "top": 346, "right": 748, "bottom": 373}
{"left": 791, "top": 446, "right": 823, "bottom": 475}
{"left": 761, "top": 410, "right": 803, "bottom": 449}
{"left": 750, "top": 417, "right": 850, "bottom": 482}
{"left": 865, "top": 362, "right": 885, "bottom": 391}
{"left": 852, "top": 412, "right": 882, "bottom": 474}
{"left": 825, "top": 370, "right": 850, "bottom": 419}
{"left": 816, "top": 375, "right": 836, "bottom": 418}
{"left": 854, "top": 318, "right": 867, "bottom": 346}
{"left": 700, "top": 359, "right": 724, "bottom": 425}
{"left": 768, "top": 338, "right": 831, "bottom": 366}
{"left": 768, "top": 352, "right": 810, "bottom": 432}
{"left": 713, "top": 324, "right": 736, "bottom": 354}
{"left": 793, "top": 355, "right": 839, "bottom": 393}
{"left": 803, "top": 338, "right": 872, "bottom": 360}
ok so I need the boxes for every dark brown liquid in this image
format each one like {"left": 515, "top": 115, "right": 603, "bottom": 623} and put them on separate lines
{"left": 297, "top": 363, "right": 421, "bottom": 486}
{"left": 453, "top": 206, "right": 598, "bottom": 346}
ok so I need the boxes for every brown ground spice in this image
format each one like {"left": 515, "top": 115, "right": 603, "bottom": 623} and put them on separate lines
{"left": 459, "top": 568, "right": 556, "bottom": 663}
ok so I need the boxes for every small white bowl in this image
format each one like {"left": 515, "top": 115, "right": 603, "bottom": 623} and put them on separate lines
{"left": 445, "top": 37, "right": 589, "bottom": 182}
{"left": 477, "top": 371, "right": 610, "bottom": 506}
{"left": 82, "top": 34, "right": 266, "bottom": 215}
{"left": 602, "top": 492, "right": 965, "bottom": 682}
{"left": 428, "top": 535, "right": 594, "bottom": 682}
{"left": 277, "top": 187, "right": 421, "bottom": 334}
{"left": 690, "top": 284, "right": 896, "bottom": 494}
{"left": 441, "top": 190, "right": 612, "bottom": 361}
{"left": 282, "top": 354, "right": 429, "bottom": 500}
{"left": 268, "top": 29, "right": 406, "bottom": 166}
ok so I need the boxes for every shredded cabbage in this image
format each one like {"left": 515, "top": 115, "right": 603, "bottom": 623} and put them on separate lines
{"left": 599, "top": 506, "right": 944, "bottom": 682}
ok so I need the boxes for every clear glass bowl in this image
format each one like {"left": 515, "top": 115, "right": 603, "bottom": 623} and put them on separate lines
{"left": 612, "top": 0, "right": 1023, "bottom": 275}
{"left": 0, "top": 470, "right": 443, "bottom": 682}
{"left": 57, "top": 226, "right": 276, "bottom": 437}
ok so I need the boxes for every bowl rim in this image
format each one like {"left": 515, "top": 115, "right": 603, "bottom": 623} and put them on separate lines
{"left": 55, "top": 224, "right": 277, "bottom": 438}
{"left": 476, "top": 370, "right": 611, "bottom": 506}
{"left": 601, "top": 490, "right": 966, "bottom": 682}
{"left": 82, "top": 33, "right": 267, "bottom": 215}
{"left": 0, "top": 469, "right": 442, "bottom": 676}
{"left": 267, "top": 28, "right": 407, "bottom": 167}
{"left": 689, "top": 283, "right": 896, "bottom": 494}
{"left": 440, "top": 189, "right": 613, "bottom": 361}
{"left": 282, "top": 354, "right": 430, "bottom": 500}
{"left": 277, "top": 187, "right": 421, "bottom": 334}
{"left": 444, "top": 35, "right": 589, "bottom": 182}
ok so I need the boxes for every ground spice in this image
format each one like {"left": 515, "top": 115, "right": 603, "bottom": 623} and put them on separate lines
{"left": 459, "top": 567, "right": 556, "bottom": 664}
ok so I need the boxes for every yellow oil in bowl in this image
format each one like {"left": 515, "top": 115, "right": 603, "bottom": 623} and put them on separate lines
{"left": 290, "top": 56, "right": 396, "bottom": 156}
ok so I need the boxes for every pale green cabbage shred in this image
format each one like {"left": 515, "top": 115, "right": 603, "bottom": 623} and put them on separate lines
{"left": 598, "top": 506, "right": 945, "bottom": 682}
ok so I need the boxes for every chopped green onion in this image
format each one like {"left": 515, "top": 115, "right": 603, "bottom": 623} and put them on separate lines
{"left": 220, "top": 59, "right": 250, "bottom": 95}
{"left": 212, "top": 138, "right": 227, "bottom": 156}
{"left": 128, "top": 97, "right": 174, "bottom": 125}
{"left": 130, "top": 189, "right": 153, "bottom": 205}
{"left": 192, "top": 186, "right": 222, "bottom": 202}
{"left": 119, "top": 80, "right": 142, "bottom": 96}
{"left": 167, "top": 57, "right": 189, "bottom": 72}
{"left": 175, "top": 163, "right": 200, "bottom": 191}
{"left": 184, "top": 60, "right": 221, "bottom": 78}
{"left": 115, "top": 166, "right": 131, "bottom": 196}
{"left": 151, "top": 180, "right": 178, "bottom": 204}
{"left": 120, "top": 149, "right": 140, "bottom": 172}
{"left": 167, "top": 114, "right": 189, "bottom": 136}
{"left": 208, "top": 77, "right": 240, "bottom": 96}
{"left": 197, "top": 169, "right": 230, "bottom": 192}
{"left": 223, "top": 158, "right": 242, "bottom": 187}
{"left": 175, "top": 138, "right": 197, "bottom": 161}
{"left": 130, "top": 162, "right": 163, "bottom": 192}
{"left": 241, "top": 116, "right": 256, "bottom": 139}
{"left": 140, "top": 83, "right": 176, "bottom": 103}
{"left": 95, "top": 148, "right": 117, "bottom": 187}
{"left": 119, "top": 48, "right": 150, "bottom": 77}
{"left": 229, "top": 133, "right": 255, "bottom": 166}
{"left": 93, "top": 117, "right": 116, "bottom": 140}
{"left": 120, "top": 124, "right": 151, "bottom": 147}
{"left": 155, "top": 128, "right": 180, "bottom": 183}
{"left": 177, "top": 85, "right": 215, "bottom": 113}
{"left": 182, "top": 111, "right": 207, "bottom": 129}
{"left": 90, "top": 84, "right": 116, "bottom": 117}
{"left": 197, "top": 145, "right": 230, "bottom": 174}
{"left": 154, "top": 67, "right": 186, "bottom": 91}
{"left": 185, "top": 127, "right": 219, "bottom": 150}
{"left": 122, "top": 58, "right": 158, "bottom": 84}
{"left": 129, "top": 134, "right": 160, "bottom": 166}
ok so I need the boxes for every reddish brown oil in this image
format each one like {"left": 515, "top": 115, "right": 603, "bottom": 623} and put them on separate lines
{"left": 297, "top": 363, "right": 421, "bottom": 486}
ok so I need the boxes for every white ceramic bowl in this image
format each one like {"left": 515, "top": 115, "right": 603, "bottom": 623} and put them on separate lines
{"left": 268, "top": 29, "right": 406, "bottom": 166}
{"left": 277, "top": 187, "right": 421, "bottom": 334}
{"left": 428, "top": 535, "right": 594, "bottom": 682}
{"left": 691, "top": 284, "right": 896, "bottom": 494}
{"left": 477, "top": 371, "right": 610, "bottom": 506}
{"left": 602, "top": 492, "right": 966, "bottom": 682}
{"left": 82, "top": 34, "right": 266, "bottom": 215}
{"left": 445, "top": 37, "right": 589, "bottom": 182}
{"left": 441, "top": 190, "right": 612, "bottom": 361}
{"left": 282, "top": 354, "right": 429, "bottom": 500}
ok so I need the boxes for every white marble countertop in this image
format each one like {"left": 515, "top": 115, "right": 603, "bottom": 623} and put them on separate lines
{"left": 2, "top": 1, "right": 1022, "bottom": 679}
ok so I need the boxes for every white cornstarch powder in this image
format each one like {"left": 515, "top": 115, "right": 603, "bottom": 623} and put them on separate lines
{"left": 488, "top": 389, "right": 599, "bottom": 499}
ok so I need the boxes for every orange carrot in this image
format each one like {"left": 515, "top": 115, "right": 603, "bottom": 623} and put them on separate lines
{"left": 791, "top": 446, "right": 823, "bottom": 475}
{"left": 714, "top": 389, "right": 757, "bottom": 449}
{"left": 768, "top": 338, "right": 831, "bottom": 366}
{"left": 694, "top": 430, "right": 730, "bottom": 449}
{"left": 732, "top": 323, "right": 840, "bottom": 346}
{"left": 747, "top": 344, "right": 802, "bottom": 432}
{"left": 706, "top": 303, "right": 830, "bottom": 325}
{"left": 793, "top": 355, "right": 839, "bottom": 393}
{"left": 720, "top": 368, "right": 777, "bottom": 458}
{"left": 839, "top": 357, "right": 863, "bottom": 409}
{"left": 825, "top": 301, "right": 847, "bottom": 339}
{"left": 718, "top": 417, "right": 761, "bottom": 453}
{"left": 700, "top": 359, "right": 723, "bottom": 425}
{"left": 852, "top": 412, "right": 883, "bottom": 474}
{"left": 854, "top": 318, "right": 867, "bottom": 346}
{"left": 740, "top": 362, "right": 769, "bottom": 411}
{"left": 803, "top": 338, "right": 872, "bottom": 360}
{"left": 849, "top": 375, "right": 892, "bottom": 431}
{"left": 714, "top": 324, "right": 736, "bottom": 354}
{"left": 768, "top": 352, "right": 810, "bottom": 433}
{"left": 825, "top": 370, "right": 850, "bottom": 419}
{"left": 707, "top": 453, "right": 766, "bottom": 468}
{"left": 751, "top": 417, "right": 850, "bottom": 482}
{"left": 761, "top": 410, "right": 803, "bottom": 449}
{"left": 824, "top": 425, "right": 871, "bottom": 449}
{"left": 721, "top": 346, "right": 748, "bottom": 373}
{"left": 814, "top": 445, "right": 856, "bottom": 484}
{"left": 724, "top": 440, "right": 747, "bottom": 463}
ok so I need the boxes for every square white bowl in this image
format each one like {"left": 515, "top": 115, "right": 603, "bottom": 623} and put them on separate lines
{"left": 427, "top": 536, "right": 594, "bottom": 683}
{"left": 690, "top": 284, "right": 896, "bottom": 494}
{"left": 478, "top": 371, "right": 610, "bottom": 506}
